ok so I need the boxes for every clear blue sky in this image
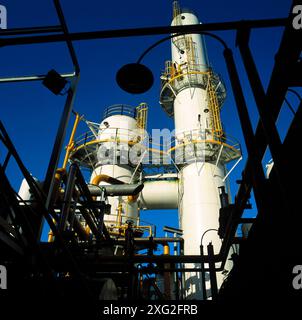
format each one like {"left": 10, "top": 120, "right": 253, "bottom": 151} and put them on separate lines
{"left": 0, "top": 0, "right": 296, "bottom": 241}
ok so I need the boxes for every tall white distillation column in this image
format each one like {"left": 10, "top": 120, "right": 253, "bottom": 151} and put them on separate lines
{"left": 160, "top": 2, "right": 241, "bottom": 299}
{"left": 70, "top": 104, "right": 148, "bottom": 237}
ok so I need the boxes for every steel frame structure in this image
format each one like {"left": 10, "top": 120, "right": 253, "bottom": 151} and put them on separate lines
{"left": 0, "top": 0, "right": 301, "bottom": 310}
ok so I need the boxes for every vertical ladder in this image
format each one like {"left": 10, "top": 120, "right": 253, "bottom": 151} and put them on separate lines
{"left": 172, "top": 1, "right": 186, "bottom": 52}
{"left": 207, "top": 71, "right": 223, "bottom": 138}
{"left": 185, "top": 36, "right": 199, "bottom": 70}
{"left": 173, "top": 1, "right": 181, "bottom": 21}
{"left": 136, "top": 103, "right": 148, "bottom": 137}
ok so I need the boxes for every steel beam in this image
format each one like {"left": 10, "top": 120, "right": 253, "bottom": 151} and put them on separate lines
{"left": 223, "top": 48, "right": 268, "bottom": 214}
{"left": 0, "top": 25, "right": 62, "bottom": 36}
{"left": 207, "top": 243, "right": 218, "bottom": 300}
{"left": 0, "top": 18, "right": 288, "bottom": 47}
{"left": 236, "top": 28, "right": 290, "bottom": 205}
{"left": 53, "top": 0, "right": 80, "bottom": 74}
{"left": 59, "top": 164, "right": 78, "bottom": 232}
{"left": 43, "top": 77, "right": 79, "bottom": 202}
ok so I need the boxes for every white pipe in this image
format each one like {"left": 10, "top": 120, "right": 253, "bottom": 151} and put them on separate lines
{"left": 144, "top": 173, "right": 178, "bottom": 180}
{"left": 138, "top": 180, "right": 178, "bottom": 210}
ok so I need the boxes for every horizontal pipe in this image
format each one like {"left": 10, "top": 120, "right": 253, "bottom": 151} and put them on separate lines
{"left": 64, "top": 237, "right": 184, "bottom": 247}
{"left": 0, "top": 25, "right": 62, "bottom": 36}
{"left": 144, "top": 173, "right": 178, "bottom": 180}
{"left": 138, "top": 180, "right": 178, "bottom": 210}
{"left": 46, "top": 262, "right": 213, "bottom": 273}
{"left": 0, "top": 73, "right": 76, "bottom": 83}
{"left": 91, "top": 174, "right": 143, "bottom": 204}
{"left": 115, "top": 237, "right": 184, "bottom": 244}
{"left": 80, "top": 254, "right": 218, "bottom": 264}
{"left": 139, "top": 268, "right": 212, "bottom": 273}
{"left": 0, "top": 18, "right": 288, "bottom": 47}
{"left": 88, "top": 183, "right": 144, "bottom": 196}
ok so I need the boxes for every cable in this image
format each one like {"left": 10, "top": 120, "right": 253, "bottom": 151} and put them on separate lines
{"left": 287, "top": 88, "right": 302, "bottom": 102}
{"left": 284, "top": 97, "right": 296, "bottom": 116}
{"left": 137, "top": 31, "right": 228, "bottom": 64}
{"left": 200, "top": 228, "right": 218, "bottom": 246}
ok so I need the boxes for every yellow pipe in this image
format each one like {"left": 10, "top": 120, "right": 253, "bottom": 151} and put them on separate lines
{"left": 163, "top": 244, "right": 170, "bottom": 255}
{"left": 92, "top": 174, "right": 141, "bottom": 203}
{"left": 47, "top": 230, "right": 54, "bottom": 242}
{"left": 62, "top": 112, "right": 81, "bottom": 169}
{"left": 47, "top": 167, "right": 66, "bottom": 205}
{"left": 55, "top": 167, "right": 66, "bottom": 180}
{"left": 85, "top": 224, "right": 91, "bottom": 236}
{"left": 49, "top": 113, "right": 78, "bottom": 205}
{"left": 127, "top": 194, "right": 139, "bottom": 203}
{"left": 117, "top": 204, "right": 123, "bottom": 227}
{"left": 91, "top": 174, "right": 124, "bottom": 186}
{"left": 47, "top": 218, "right": 56, "bottom": 242}
{"left": 163, "top": 244, "right": 171, "bottom": 299}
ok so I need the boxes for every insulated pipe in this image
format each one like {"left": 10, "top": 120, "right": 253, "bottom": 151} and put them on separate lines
{"left": 91, "top": 174, "right": 142, "bottom": 203}
{"left": 88, "top": 183, "right": 144, "bottom": 197}
{"left": 138, "top": 180, "right": 178, "bottom": 210}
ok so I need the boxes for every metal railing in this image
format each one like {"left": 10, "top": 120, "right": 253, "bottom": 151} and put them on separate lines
{"left": 68, "top": 126, "right": 241, "bottom": 169}
{"left": 102, "top": 104, "right": 137, "bottom": 120}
